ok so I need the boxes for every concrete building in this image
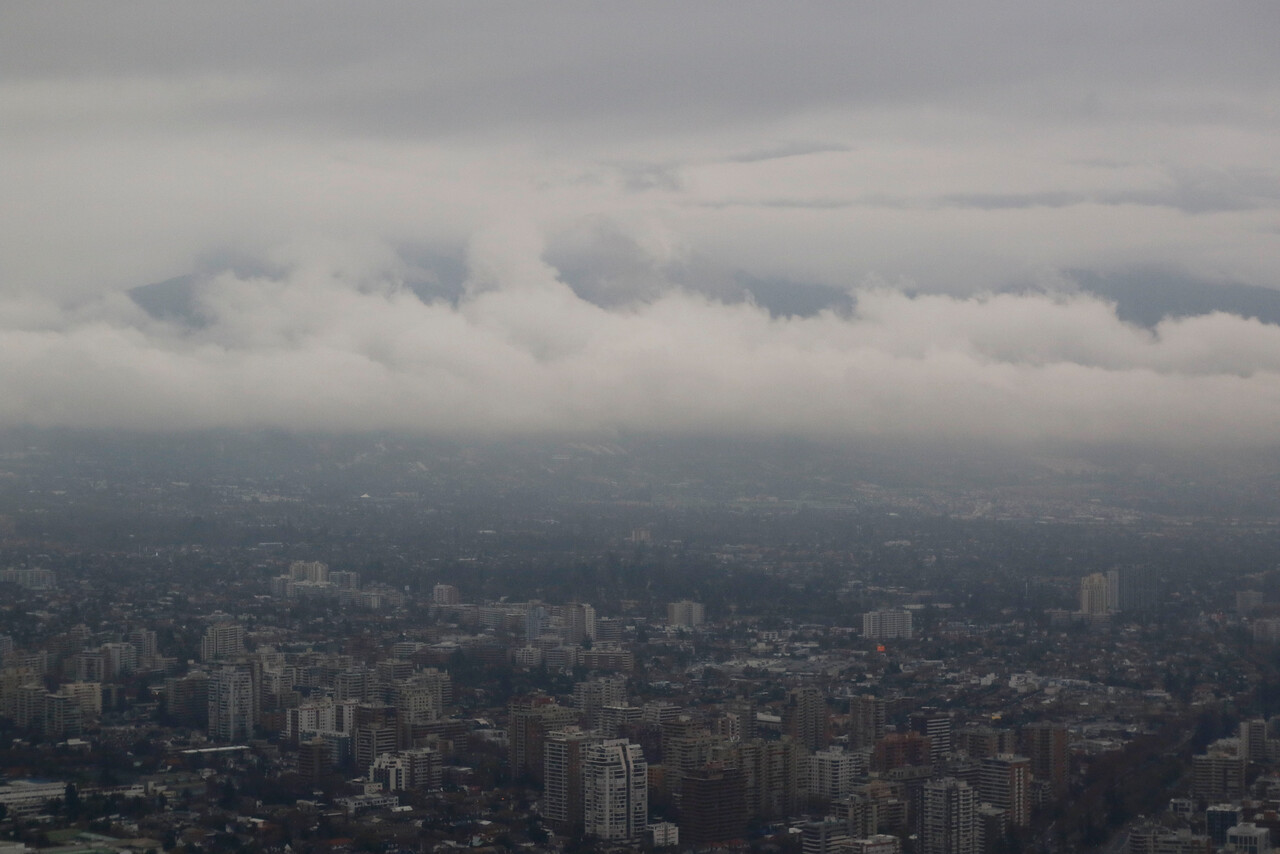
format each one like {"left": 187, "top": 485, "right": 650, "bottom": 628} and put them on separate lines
{"left": 809, "top": 746, "right": 866, "bottom": 803}
{"left": 922, "top": 777, "right": 976, "bottom": 854}
{"left": 1192, "top": 750, "right": 1246, "bottom": 803}
{"left": 649, "top": 821, "right": 679, "bottom": 847}
{"left": 208, "top": 666, "right": 254, "bottom": 742}
{"left": 1206, "top": 804, "right": 1243, "bottom": 847}
{"left": 165, "top": 671, "right": 209, "bottom": 727}
{"left": 290, "top": 560, "right": 329, "bottom": 583}
{"left": 736, "top": 737, "right": 804, "bottom": 820}
{"left": 1022, "top": 721, "right": 1068, "bottom": 794}
{"left": 787, "top": 685, "right": 829, "bottom": 750}
{"left": 1227, "top": 823, "right": 1271, "bottom": 854}
{"left": 509, "top": 696, "right": 576, "bottom": 781}
{"left": 912, "top": 711, "right": 953, "bottom": 765}
{"left": 431, "top": 583, "right": 460, "bottom": 605}
{"left": 802, "top": 818, "right": 849, "bottom": 854}
{"left": 1242, "top": 718, "right": 1269, "bottom": 764}
{"left": 563, "top": 602, "right": 597, "bottom": 643}
{"left": 850, "top": 695, "right": 887, "bottom": 749}
{"left": 298, "top": 738, "right": 332, "bottom": 781}
{"left": 201, "top": 623, "right": 246, "bottom": 663}
{"left": 369, "top": 747, "right": 441, "bottom": 791}
{"left": 863, "top": 610, "right": 913, "bottom": 640}
{"left": 679, "top": 766, "right": 747, "bottom": 846}
{"left": 667, "top": 600, "right": 705, "bottom": 628}
{"left": 979, "top": 754, "right": 1030, "bottom": 827}
{"left": 849, "top": 836, "right": 902, "bottom": 854}
{"left": 1079, "top": 573, "right": 1113, "bottom": 615}
{"left": 353, "top": 722, "right": 398, "bottom": 774}
{"left": 583, "top": 739, "right": 647, "bottom": 842}
{"left": 573, "top": 676, "right": 626, "bottom": 730}
{"left": 543, "top": 727, "right": 603, "bottom": 834}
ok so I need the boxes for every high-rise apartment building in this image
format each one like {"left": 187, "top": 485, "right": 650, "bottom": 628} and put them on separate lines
{"left": 863, "top": 610, "right": 913, "bottom": 640}
{"left": 850, "top": 696, "right": 887, "bottom": 749}
{"left": 101, "top": 642, "right": 138, "bottom": 677}
{"left": 954, "top": 725, "right": 1015, "bottom": 760}
{"left": 802, "top": 818, "right": 850, "bottom": 854}
{"left": 165, "top": 671, "right": 209, "bottom": 727}
{"left": 127, "top": 629, "right": 158, "bottom": 669}
{"left": 1079, "top": 573, "right": 1113, "bottom": 615}
{"left": 921, "top": 777, "right": 976, "bottom": 854}
{"left": 873, "top": 732, "right": 931, "bottom": 772}
{"left": 208, "top": 666, "right": 254, "bottom": 742}
{"left": 573, "top": 676, "right": 626, "bottom": 730}
{"left": 1192, "top": 751, "right": 1246, "bottom": 803}
{"left": 1207, "top": 804, "right": 1244, "bottom": 847}
{"left": 543, "top": 728, "right": 603, "bottom": 834}
{"left": 1241, "top": 718, "right": 1269, "bottom": 764}
{"left": 42, "top": 692, "right": 82, "bottom": 739}
{"left": 201, "top": 623, "right": 245, "bottom": 663}
{"left": 353, "top": 722, "right": 398, "bottom": 774}
{"left": 725, "top": 697, "right": 757, "bottom": 742}
{"left": 297, "top": 738, "right": 332, "bottom": 781}
{"left": 680, "top": 766, "right": 747, "bottom": 846}
{"left": 509, "top": 696, "right": 576, "bottom": 781}
{"left": 599, "top": 704, "right": 642, "bottom": 738}
{"left": 563, "top": 602, "right": 597, "bottom": 643}
{"left": 369, "top": 747, "right": 441, "bottom": 791}
{"left": 667, "top": 600, "right": 705, "bottom": 628}
{"left": 979, "top": 754, "right": 1030, "bottom": 827}
{"left": 809, "top": 746, "right": 866, "bottom": 803}
{"left": 290, "top": 560, "right": 329, "bottom": 583}
{"left": 1022, "top": 722, "right": 1068, "bottom": 794}
{"left": 431, "top": 583, "right": 460, "bottom": 605}
{"left": 583, "top": 739, "right": 647, "bottom": 842}
{"left": 735, "top": 737, "right": 804, "bottom": 820}
{"left": 787, "top": 686, "right": 829, "bottom": 750}
{"left": 912, "top": 711, "right": 953, "bottom": 765}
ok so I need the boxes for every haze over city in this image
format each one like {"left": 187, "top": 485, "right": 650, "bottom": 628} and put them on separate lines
{"left": 11, "top": 9, "right": 1280, "bottom": 854}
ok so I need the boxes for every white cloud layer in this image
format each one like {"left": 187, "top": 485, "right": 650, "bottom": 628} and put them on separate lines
{"left": 3, "top": 245, "right": 1280, "bottom": 447}
{"left": 1, "top": 3, "right": 1279, "bottom": 445}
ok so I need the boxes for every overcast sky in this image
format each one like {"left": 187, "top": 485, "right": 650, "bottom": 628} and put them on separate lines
{"left": 2, "top": 3, "right": 1279, "bottom": 446}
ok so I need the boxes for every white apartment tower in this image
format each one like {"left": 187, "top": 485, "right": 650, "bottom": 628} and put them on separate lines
{"left": 1079, "top": 573, "right": 1113, "bottom": 615}
{"left": 290, "top": 561, "right": 329, "bottom": 583}
{"left": 201, "top": 623, "right": 245, "bottom": 662}
{"left": 862, "top": 609, "right": 913, "bottom": 640}
{"left": 583, "top": 739, "right": 648, "bottom": 842}
{"left": 809, "top": 746, "right": 866, "bottom": 802}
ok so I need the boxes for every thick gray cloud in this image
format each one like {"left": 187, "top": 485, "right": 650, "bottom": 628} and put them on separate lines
{"left": 1, "top": 3, "right": 1279, "bottom": 446}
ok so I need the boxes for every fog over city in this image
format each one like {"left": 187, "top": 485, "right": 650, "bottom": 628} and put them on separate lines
{"left": 2, "top": 3, "right": 1279, "bottom": 446}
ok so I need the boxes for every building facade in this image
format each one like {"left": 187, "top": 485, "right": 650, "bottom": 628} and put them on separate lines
{"left": 583, "top": 739, "right": 648, "bottom": 842}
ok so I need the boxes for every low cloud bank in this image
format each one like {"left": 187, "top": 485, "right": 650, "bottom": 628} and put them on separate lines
{"left": 3, "top": 242, "right": 1279, "bottom": 448}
